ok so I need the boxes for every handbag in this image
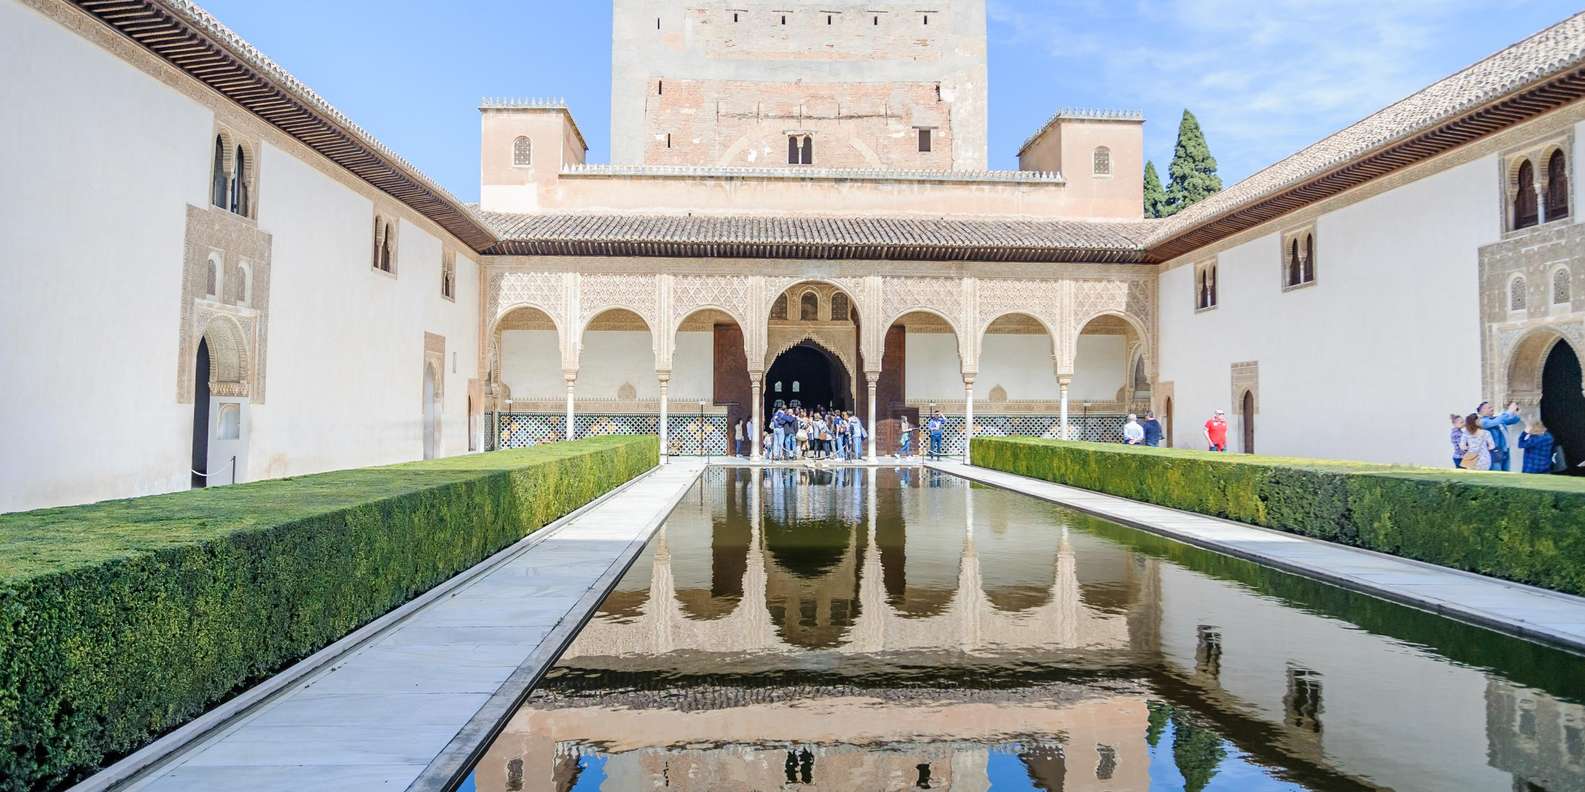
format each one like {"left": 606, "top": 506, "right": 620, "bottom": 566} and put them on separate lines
{"left": 795, "top": 429, "right": 808, "bottom": 442}
{"left": 1459, "top": 450, "right": 1479, "bottom": 469}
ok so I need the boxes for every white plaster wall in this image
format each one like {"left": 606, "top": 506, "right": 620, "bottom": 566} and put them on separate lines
{"left": 1157, "top": 155, "right": 1500, "bottom": 464}
{"left": 502, "top": 330, "right": 712, "bottom": 402}
{"left": 909, "top": 331, "right": 1123, "bottom": 403}
{"left": 0, "top": 0, "right": 210, "bottom": 511}
{"left": 0, "top": 0, "right": 482, "bottom": 512}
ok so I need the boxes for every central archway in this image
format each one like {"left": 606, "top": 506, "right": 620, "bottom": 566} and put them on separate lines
{"left": 765, "top": 342, "right": 852, "bottom": 414}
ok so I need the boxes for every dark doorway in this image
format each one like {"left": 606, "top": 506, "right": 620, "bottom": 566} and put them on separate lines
{"left": 765, "top": 343, "right": 850, "bottom": 415}
{"left": 1241, "top": 390, "right": 1256, "bottom": 454}
{"left": 1542, "top": 340, "right": 1585, "bottom": 474}
{"left": 191, "top": 338, "right": 211, "bottom": 488}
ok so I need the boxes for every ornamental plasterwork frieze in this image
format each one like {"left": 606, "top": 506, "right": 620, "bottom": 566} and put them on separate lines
{"left": 176, "top": 204, "right": 271, "bottom": 404}
{"left": 578, "top": 273, "right": 659, "bottom": 333}
{"left": 974, "top": 278, "right": 1066, "bottom": 359}
{"left": 763, "top": 323, "right": 859, "bottom": 379}
{"left": 669, "top": 274, "right": 752, "bottom": 332}
{"left": 1478, "top": 222, "right": 1585, "bottom": 405}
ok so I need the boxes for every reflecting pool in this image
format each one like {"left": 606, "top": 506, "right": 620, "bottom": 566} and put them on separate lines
{"left": 459, "top": 467, "right": 1585, "bottom": 791}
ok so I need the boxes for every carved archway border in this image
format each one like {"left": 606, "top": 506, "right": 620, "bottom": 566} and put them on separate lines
{"left": 763, "top": 326, "right": 858, "bottom": 378}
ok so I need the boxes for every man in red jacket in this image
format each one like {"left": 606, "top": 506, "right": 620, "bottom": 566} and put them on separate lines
{"left": 1203, "top": 409, "right": 1229, "bottom": 452}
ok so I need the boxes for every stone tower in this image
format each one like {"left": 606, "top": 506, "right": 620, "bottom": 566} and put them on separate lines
{"left": 610, "top": 0, "right": 989, "bottom": 170}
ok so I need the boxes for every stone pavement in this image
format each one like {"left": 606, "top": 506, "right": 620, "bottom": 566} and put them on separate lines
{"left": 103, "top": 460, "right": 706, "bottom": 792}
{"left": 929, "top": 460, "right": 1585, "bottom": 652}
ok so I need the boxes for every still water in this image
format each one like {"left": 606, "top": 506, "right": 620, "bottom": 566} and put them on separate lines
{"left": 460, "top": 467, "right": 1584, "bottom": 791}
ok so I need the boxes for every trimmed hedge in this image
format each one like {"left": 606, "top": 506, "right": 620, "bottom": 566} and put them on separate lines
{"left": 0, "top": 435, "right": 656, "bottom": 791}
{"left": 972, "top": 437, "right": 1585, "bottom": 596}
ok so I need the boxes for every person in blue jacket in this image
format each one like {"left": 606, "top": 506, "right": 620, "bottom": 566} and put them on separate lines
{"left": 1517, "top": 420, "right": 1557, "bottom": 474}
{"left": 1142, "top": 411, "right": 1164, "bottom": 447}
{"left": 1477, "top": 401, "right": 1522, "bottom": 471}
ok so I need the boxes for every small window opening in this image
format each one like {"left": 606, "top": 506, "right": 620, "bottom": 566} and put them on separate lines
{"left": 923, "top": 14, "right": 929, "bottom": 25}
{"left": 656, "top": 17, "right": 661, "bottom": 29}
{"left": 918, "top": 128, "right": 931, "bottom": 153}
{"left": 658, "top": 80, "right": 663, "bottom": 96}
{"left": 781, "top": 15, "right": 786, "bottom": 24}
{"left": 827, "top": 15, "right": 832, "bottom": 24}
{"left": 666, "top": 133, "right": 672, "bottom": 149}
{"left": 733, "top": 12, "right": 739, "bottom": 22}
{"left": 873, "top": 15, "right": 879, "bottom": 25}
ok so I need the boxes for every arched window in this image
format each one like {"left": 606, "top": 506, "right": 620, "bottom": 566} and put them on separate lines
{"left": 1287, "top": 239, "right": 1302, "bottom": 287}
{"left": 1555, "top": 267, "right": 1573, "bottom": 306}
{"left": 373, "top": 218, "right": 385, "bottom": 270}
{"left": 1207, "top": 264, "right": 1218, "bottom": 308}
{"left": 1197, "top": 268, "right": 1210, "bottom": 310}
{"left": 211, "top": 136, "right": 228, "bottom": 208}
{"left": 231, "top": 146, "right": 249, "bottom": 217}
{"left": 830, "top": 292, "right": 850, "bottom": 321}
{"left": 799, "top": 291, "right": 819, "bottom": 321}
{"left": 788, "top": 135, "right": 813, "bottom": 165}
{"left": 1510, "top": 275, "right": 1528, "bottom": 312}
{"left": 770, "top": 295, "right": 788, "bottom": 320}
{"left": 803, "top": 136, "right": 814, "bottom": 165}
{"left": 205, "top": 257, "right": 218, "bottom": 297}
{"left": 1547, "top": 150, "right": 1569, "bottom": 220}
{"left": 1515, "top": 159, "right": 1539, "bottom": 229}
{"left": 512, "top": 136, "right": 532, "bottom": 167}
{"left": 1304, "top": 234, "right": 1315, "bottom": 283}
{"left": 1093, "top": 146, "right": 1111, "bottom": 176}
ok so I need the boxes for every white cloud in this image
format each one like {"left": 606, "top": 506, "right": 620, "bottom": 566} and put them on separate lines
{"left": 989, "top": 0, "right": 1571, "bottom": 183}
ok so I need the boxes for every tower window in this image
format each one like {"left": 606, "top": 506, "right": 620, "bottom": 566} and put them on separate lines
{"left": 512, "top": 136, "right": 532, "bottom": 167}
{"left": 788, "top": 135, "right": 813, "bottom": 165}
{"left": 781, "top": 15, "right": 786, "bottom": 24}
{"left": 1093, "top": 146, "right": 1111, "bottom": 176}
{"left": 918, "top": 128, "right": 932, "bottom": 153}
{"left": 658, "top": 80, "right": 663, "bottom": 96}
{"left": 923, "top": 14, "right": 929, "bottom": 25}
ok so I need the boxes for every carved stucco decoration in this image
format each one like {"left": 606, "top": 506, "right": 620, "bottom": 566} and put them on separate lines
{"left": 763, "top": 323, "right": 859, "bottom": 378}
{"left": 579, "top": 273, "right": 658, "bottom": 334}
{"left": 670, "top": 274, "right": 752, "bottom": 334}
{"left": 975, "top": 278, "right": 1065, "bottom": 362}
{"left": 177, "top": 205, "right": 271, "bottom": 404}
{"left": 1479, "top": 222, "right": 1585, "bottom": 408}
{"left": 1069, "top": 277, "right": 1155, "bottom": 375}
{"left": 488, "top": 270, "right": 569, "bottom": 379}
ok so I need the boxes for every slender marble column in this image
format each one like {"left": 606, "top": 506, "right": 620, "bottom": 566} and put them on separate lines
{"left": 1059, "top": 375, "right": 1072, "bottom": 440}
{"left": 866, "top": 372, "right": 879, "bottom": 463}
{"left": 564, "top": 372, "right": 577, "bottom": 442}
{"left": 962, "top": 375, "right": 975, "bottom": 464}
{"left": 658, "top": 372, "right": 670, "bottom": 464}
{"left": 750, "top": 373, "right": 763, "bottom": 462}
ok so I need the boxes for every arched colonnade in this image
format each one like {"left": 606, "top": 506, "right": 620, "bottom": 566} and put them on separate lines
{"left": 483, "top": 267, "right": 1157, "bottom": 462}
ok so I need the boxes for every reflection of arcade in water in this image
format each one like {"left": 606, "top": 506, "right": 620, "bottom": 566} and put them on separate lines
{"left": 464, "top": 468, "right": 1585, "bottom": 792}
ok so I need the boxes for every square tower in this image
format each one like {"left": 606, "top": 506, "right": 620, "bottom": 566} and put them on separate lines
{"left": 611, "top": 0, "right": 988, "bottom": 170}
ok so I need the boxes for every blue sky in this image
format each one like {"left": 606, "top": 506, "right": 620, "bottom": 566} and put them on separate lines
{"left": 198, "top": 0, "right": 1579, "bottom": 202}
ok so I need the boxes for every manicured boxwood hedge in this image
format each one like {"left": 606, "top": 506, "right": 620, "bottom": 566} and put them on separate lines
{"left": 972, "top": 436, "right": 1585, "bottom": 596}
{"left": 0, "top": 435, "right": 656, "bottom": 791}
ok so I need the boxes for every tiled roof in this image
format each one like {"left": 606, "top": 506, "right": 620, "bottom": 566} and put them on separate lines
{"left": 1147, "top": 11, "right": 1585, "bottom": 257}
{"left": 481, "top": 212, "right": 1157, "bottom": 263}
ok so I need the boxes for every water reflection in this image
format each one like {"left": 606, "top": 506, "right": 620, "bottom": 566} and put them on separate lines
{"left": 462, "top": 468, "right": 1585, "bottom": 792}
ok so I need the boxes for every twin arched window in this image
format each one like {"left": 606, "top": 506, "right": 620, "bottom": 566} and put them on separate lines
{"left": 1093, "top": 146, "right": 1111, "bottom": 176}
{"left": 1285, "top": 232, "right": 1316, "bottom": 288}
{"left": 512, "top": 136, "right": 532, "bottom": 167}
{"left": 373, "top": 216, "right": 396, "bottom": 273}
{"left": 788, "top": 135, "right": 813, "bottom": 165}
{"left": 1196, "top": 262, "right": 1218, "bottom": 310}
{"left": 210, "top": 134, "right": 253, "bottom": 217}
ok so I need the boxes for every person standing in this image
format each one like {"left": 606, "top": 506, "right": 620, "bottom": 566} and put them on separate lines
{"left": 1203, "top": 409, "right": 1229, "bottom": 452}
{"left": 1518, "top": 421, "right": 1556, "bottom": 474}
{"left": 926, "top": 411, "right": 946, "bottom": 460}
{"left": 733, "top": 419, "right": 746, "bottom": 457}
{"left": 1460, "top": 413, "right": 1496, "bottom": 471}
{"left": 1123, "top": 414, "right": 1145, "bottom": 445}
{"left": 898, "top": 415, "right": 913, "bottom": 459}
{"left": 1477, "top": 401, "right": 1522, "bottom": 471}
{"left": 831, "top": 412, "right": 847, "bottom": 460}
{"left": 1142, "top": 411, "right": 1163, "bottom": 447}
{"left": 847, "top": 412, "right": 866, "bottom": 461}
{"left": 771, "top": 408, "right": 787, "bottom": 462}
{"left": 1448, "top": 413, "right": 1465, "bottom": 469}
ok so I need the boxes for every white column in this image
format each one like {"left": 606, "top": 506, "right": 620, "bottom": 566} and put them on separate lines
{"left": 1059, "top": 375, "right": 1072, "bottom": 440}
{"left": 658, "top": 372, "right": 670, "bottom": 464}
{"left": 750, "top": 373, "right": 763, "bottom": 462}
{"left": 962, "top": 375, "right": 975, "bottom": 464}
{"left": 866, "top": 372, "right": 879, "bottom": 463}
{"left": 564, "top": 372, "right": 576, "bottom": 441}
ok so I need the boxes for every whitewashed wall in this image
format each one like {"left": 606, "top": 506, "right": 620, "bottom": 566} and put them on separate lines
{"left": 501, "top": 330, "right": 713, "bottom": 401}
{"left": 1158, "top": 155, "right": 1500, "bottom": 465}
{"left": 0, "top": 0, "right": 480, "bottom": 512}
{"left": 907, "top": 332, "right": 1125, "bottom": 403}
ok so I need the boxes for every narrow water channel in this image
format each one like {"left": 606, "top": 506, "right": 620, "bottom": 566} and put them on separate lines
{"left": 459, "top": 467, "right": 1584, "bottom": 791}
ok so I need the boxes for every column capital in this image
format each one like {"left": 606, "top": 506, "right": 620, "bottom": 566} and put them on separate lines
{"left": 562, "top": 370, "right": 578, "bottom": 384}
{"left": 1057, "top": 374, "right": 1073, "bottom": 387}
{"left": 865, "top": 371, "right": 881, "bottom": 386}
{"left": 656, "top": 369, "right": 672, "bottom": 384}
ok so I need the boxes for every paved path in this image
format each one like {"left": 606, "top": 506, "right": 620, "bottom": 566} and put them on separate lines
{"left": 115, "top": 460, "right": 705, "bottom": 792}
{"left": 929, "top": 460, "right": 1585, "bottom": 652}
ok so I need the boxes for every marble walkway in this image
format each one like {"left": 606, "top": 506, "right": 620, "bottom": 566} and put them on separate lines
{"left": 101, "top": 460, "right": 706, "bottom": 792}
{"left": 928, "top": 460, "right": 1585, "bottom": 653}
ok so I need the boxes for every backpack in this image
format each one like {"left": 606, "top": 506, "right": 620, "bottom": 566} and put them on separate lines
{"left": 1553, "top": 445, "right": 1569, "bottom": 474}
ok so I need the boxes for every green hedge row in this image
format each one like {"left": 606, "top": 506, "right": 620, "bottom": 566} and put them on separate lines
{"left": 0, "top": 436, "right": 657, "bottom": 791}
{"left": 971, "top": 437, "right": 1585, "bottom": 596}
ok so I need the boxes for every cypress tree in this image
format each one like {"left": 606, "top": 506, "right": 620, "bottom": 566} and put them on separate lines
{"left": 1165, "top": 110, "right": 1222, "bottom": 216}
{"left": 1143, "top": 161, "right": 1168, "bottom": 219}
